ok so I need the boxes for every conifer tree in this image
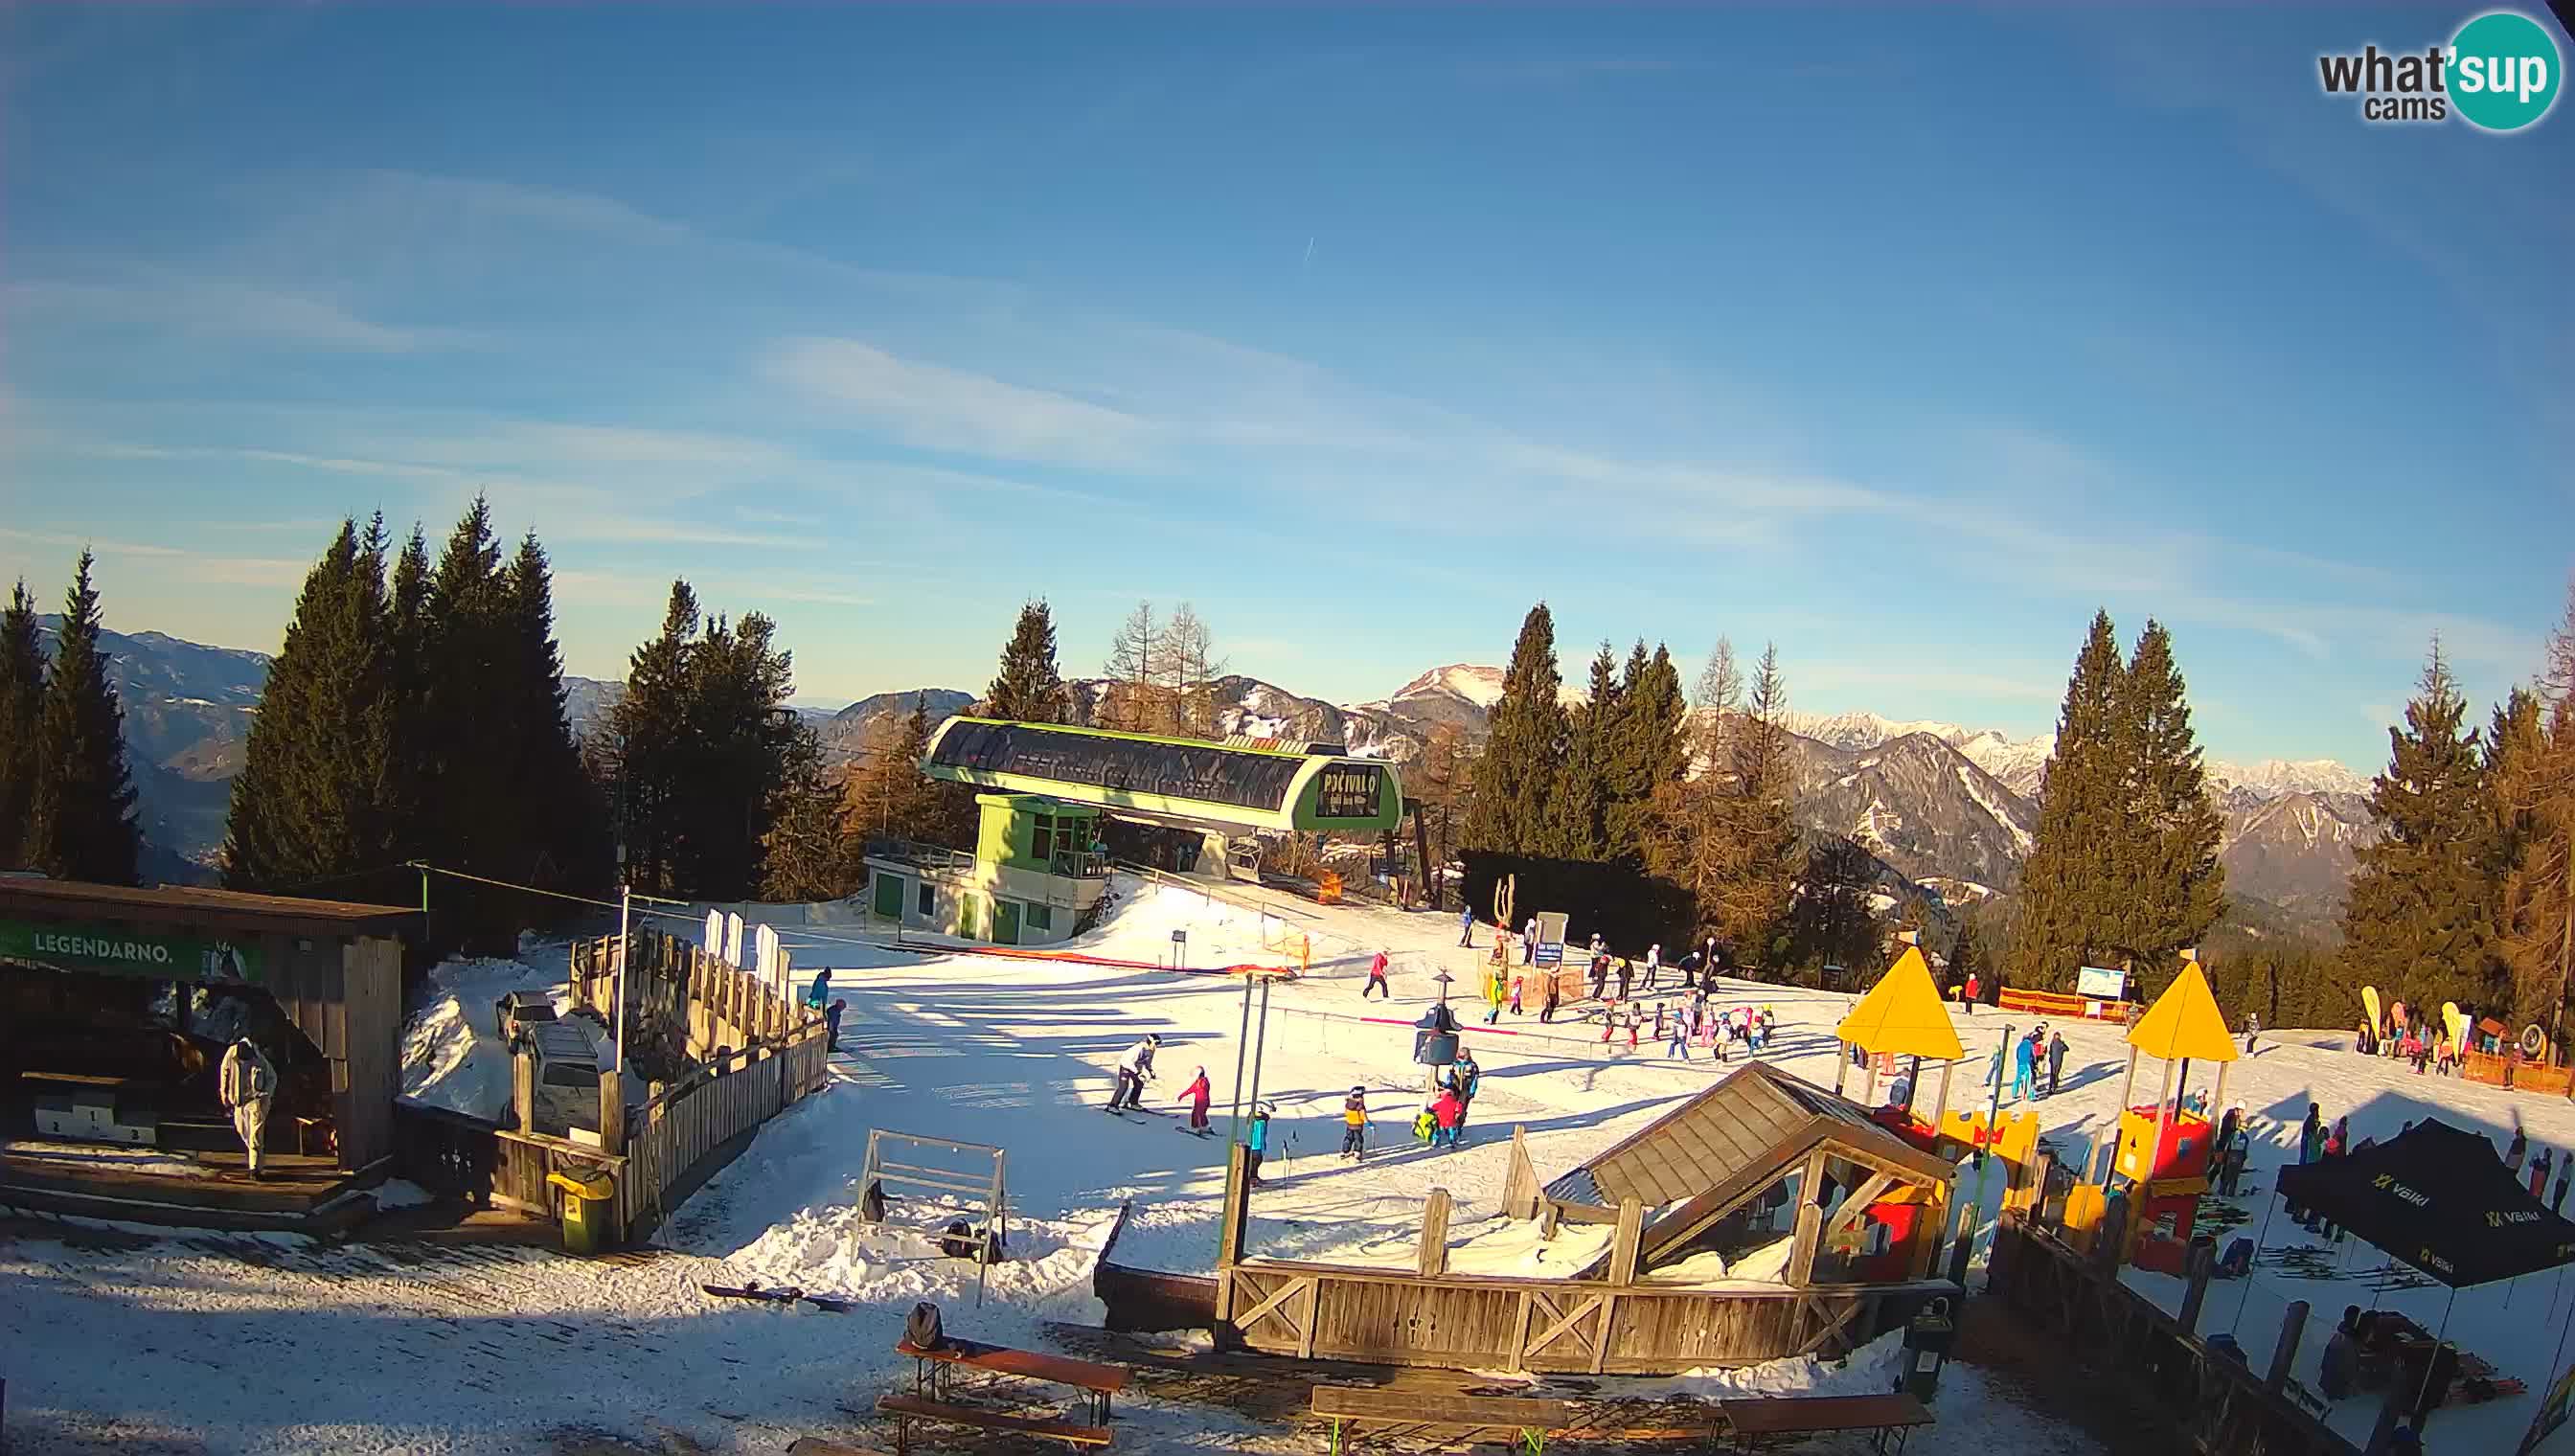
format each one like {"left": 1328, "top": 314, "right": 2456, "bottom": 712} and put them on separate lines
{"left": 848, "top": 694, "right": 946, "bottom": 841}
{"left": 1550, "top": 642, "right": 1622, "bottom": 859}
{"left": 222, "top": 519, "right": 399, "bottom": 894}
{"left": 418, "top": 497, "right": 522, "bottom": 945}
{"left": 761, "top": 723, "right": 858, "bottom": 900}
{"left": 0, "top": 580, "right": 42, "bottom": 869}
{"left": 987, "top": 600, "right": 1068, "bottom": 723}
{"left": 27, "top": 551, "right": 141, "bottom": 884}
{"left": 1712, "top": 642, "right": 1801, "bottom": 964}
{"left": 2496, "top": 583, "right": 2575, "bottom": 1035}
{"left": 676, "top": 609, "right": 799, "bottom": 899}
{"left": 1465, "top": 603, "right": 1566, "bottom": 854}
{"left": 385, "top": 525, "right": 435, "bottom": 850}
{"left": 502, "top": 530, "right": 598, "bottom": 895}
{"left": 608, "top": 582, "right": 704, "bottom": 894}
{"left": 2341, "top": 643, "right": 2507, "bottom": 1014}
{"left": 2009, "top": 611, "right": 2128, "bottom": 990}
{"left": 2106, "top": 621, "right": 2226, "bottom": 993}
{"left": 1606, "top": 641, "right": 1686, "bottom": 863}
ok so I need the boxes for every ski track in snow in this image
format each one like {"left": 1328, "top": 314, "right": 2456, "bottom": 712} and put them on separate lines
{"left": 11, "top": 878, "right": 2574, "bottom": 1452}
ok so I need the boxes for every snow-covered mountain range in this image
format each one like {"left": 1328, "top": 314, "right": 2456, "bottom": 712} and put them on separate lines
{"left": 63, "top": 630, "right": 2378, "bottom": 927}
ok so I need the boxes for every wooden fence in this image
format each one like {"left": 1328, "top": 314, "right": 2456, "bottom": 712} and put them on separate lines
{"left": 1218, "top": 1257, "right": 1948, "bottom": 1374}
{"left": 393, "top": 930, "right": 831, "bottom": 1244}
{"left": 570, "top": 929, "right": 809, "bottom": 1060}
{"left": 1988, "top": 1213, "right": 2358, "bottom": 1456}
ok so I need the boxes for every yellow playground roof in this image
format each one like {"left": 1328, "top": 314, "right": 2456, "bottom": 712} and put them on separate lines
{"left": 1834, "top": 947, "right": 1966, "bottom": 1061}
{"left": 2126, "top": 962, "right": 2240, "bottom": 1063}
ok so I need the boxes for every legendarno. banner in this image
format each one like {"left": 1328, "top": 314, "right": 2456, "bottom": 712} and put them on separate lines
{"left": 0, "top": 919, "right": 262, "bottom": 983}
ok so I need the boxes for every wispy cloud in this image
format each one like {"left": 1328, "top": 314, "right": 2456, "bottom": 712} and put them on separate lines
{"left": 768, "top": 337, "right": 1151, "bottom": 469}
{"left": 6, "top": 274, "right": 476, "bottom": 353}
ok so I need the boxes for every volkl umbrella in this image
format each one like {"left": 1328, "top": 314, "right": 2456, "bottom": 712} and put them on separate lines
{"left": 2274, "top": 1118, "right": 2575, "bottom": 1287}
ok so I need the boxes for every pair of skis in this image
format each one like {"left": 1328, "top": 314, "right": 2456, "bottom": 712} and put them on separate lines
{"left": 1105, "top": 1104, "right": 1214, "bottom": 1136}
{"left": 700, "top": 1280, "right": 859, "bottom": 1313}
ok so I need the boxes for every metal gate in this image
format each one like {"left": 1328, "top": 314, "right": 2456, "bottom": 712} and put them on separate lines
{"left": 860, "top": 1129, "right": 1008, "bottom": 1306}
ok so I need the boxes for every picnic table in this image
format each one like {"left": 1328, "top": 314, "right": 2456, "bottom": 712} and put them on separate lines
{"left": 895, "top": 1335, "right": 1127, "bottom": 1424}
{"left": 1718, "top": 1393, "right": 1934, "bottom": 1454}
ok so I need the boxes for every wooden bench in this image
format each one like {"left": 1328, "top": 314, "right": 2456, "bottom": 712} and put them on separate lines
{"left": 1718, "top": 1393, "right": 1934, "bottom": 1455}
{"left": 875, "top": 1393, "right": 1110, "bottom": 1452}
{"left": 895, "top": 1336, "right": 1128, "bottom": 1422}
{"left": 1310, "top": 1385, "right": 1577, "bottom": 1454}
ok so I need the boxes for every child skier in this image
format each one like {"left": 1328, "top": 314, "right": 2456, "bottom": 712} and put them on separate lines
{"left": 1341, "top": 1086, "right": 1369, "bottom": 1161}
{"left": 1509, "top": 969, "right": 1525, "bottom": 1016}
{"left": 1431, "top": 1085, "right": 1466, "bottom": 1149}
{"left": 1413, "top": 1100, "right": 1438, "bottom": 1145}
{"left": 1178, "top": 1066, "right": 1213, "bottom": 1134}
{"left": 1246, "top": 1103, "right": 1272, "bottom": 1186}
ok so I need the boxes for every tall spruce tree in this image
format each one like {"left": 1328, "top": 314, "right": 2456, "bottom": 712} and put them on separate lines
{"left": 2340, "top": 643, "right": 2507, "bottom": 1014}
{"left": 2009, "top": 611, "right": 2128, "bottom": 990}
{"left": 1606, "top": 641, "right": 1687, "bottom": 864}
{"left": 762, "top": 722, "right": 858, "bottom": 901}
{"left": 683, "top": 609, "right": 800, "bottom": 899}
{"left": 385, "top": 525, "right": 434, "bottom": 853}
{"left": 1710, "top": 643, "right": 1801, "bottom": 964}
{"left": 1550, "top": 642, "right": 1622, "bottom": 859}
{"left": 0, "top": 580, "right": 42, "bottom": 868}
{"left": 1465, "top": 603, "right": 1566, "bottom": 854}
{"left": 222, "top": 519, "right": 400, "bottom": 894}
{"left": 987, "top": 600, "right": 1068, "bottom": 722}
{"left": 2106, "top": 621, "right": 2226, "bottom": 994}
{"left": 503, "top": 530, "right": 599, "bottom": 895}
{"left": 27, "top": 551, "right": 141, "bottom": 884}
{"left": 607, "top": 582, "right": 704, "bottom": 894}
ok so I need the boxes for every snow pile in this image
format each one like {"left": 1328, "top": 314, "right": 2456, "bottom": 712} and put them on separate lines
{"left": 397, "top": 952, "right": 568, "bottom": 1120}
{"left": 724, "top": 1200, "right": 1113, "bottom": 1327}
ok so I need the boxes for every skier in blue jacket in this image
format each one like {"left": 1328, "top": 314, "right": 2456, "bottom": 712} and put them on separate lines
{"left": 2010, "top": 1033, "right": 2037, "bottom": 1104}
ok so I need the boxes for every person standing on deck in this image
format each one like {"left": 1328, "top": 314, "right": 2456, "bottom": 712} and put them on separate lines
{"left": 219, "top": 1036, "right": 278, "bottom": 1179}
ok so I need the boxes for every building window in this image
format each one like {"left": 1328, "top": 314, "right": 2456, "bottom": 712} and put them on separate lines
{"left": 1031, "top": 815, "right": 1053, "bottom": 864}
{"left": 918, "top": 881, "right": 935, "bottom": 917}
{"left": 1028, "top": 902, "right": 1053, "bottom": 931}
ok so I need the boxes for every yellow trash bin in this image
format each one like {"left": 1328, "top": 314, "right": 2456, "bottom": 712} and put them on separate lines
{"left": 547, "top": 1170, "right": 616, "bottom": 1255}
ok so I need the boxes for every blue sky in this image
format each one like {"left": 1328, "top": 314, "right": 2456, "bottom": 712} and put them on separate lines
{"left": 2, "top": 7, "right": 2567, "bottom": 769}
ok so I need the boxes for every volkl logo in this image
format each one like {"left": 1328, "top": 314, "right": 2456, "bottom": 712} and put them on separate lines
{"left": 2492, "top": 1209, "right": 2542, "bottom": 1226}
{"left": 2374, "top": 1172, "right": 2432, "bottom": 1208}
{"left": 2317, "top": 10, "right": 2564, "bottom": 131}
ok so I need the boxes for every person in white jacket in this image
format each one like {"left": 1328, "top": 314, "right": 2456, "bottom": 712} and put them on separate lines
{"left": 218, "top": 1037, "right": 278, "bottom": 1178}
{"left": 1106, "top": 1034, "right": 1160, "bottom": 1112}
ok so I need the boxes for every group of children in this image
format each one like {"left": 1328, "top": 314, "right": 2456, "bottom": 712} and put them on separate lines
{"left": 1981, "top": 1022, "right": 2072, "bottom": 1103}
{"left": 2355, "top": 1002, "right": 2472, "bottom": 1077}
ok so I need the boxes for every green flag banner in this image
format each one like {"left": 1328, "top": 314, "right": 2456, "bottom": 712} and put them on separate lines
{"left": 0, "top": 919, "right": 262, "bottom": 983}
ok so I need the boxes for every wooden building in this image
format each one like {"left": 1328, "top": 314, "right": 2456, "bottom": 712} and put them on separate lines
{"left": 1199, "top": 1061, "right": 1961, "bottom": 1374}
{"left": 0, "top": 877, "right": 413, "bottom": 1230}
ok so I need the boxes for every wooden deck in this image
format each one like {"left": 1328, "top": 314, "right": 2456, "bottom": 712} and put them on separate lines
{"left": 0, "top": 1139, "right": 374, "bottom": 1233}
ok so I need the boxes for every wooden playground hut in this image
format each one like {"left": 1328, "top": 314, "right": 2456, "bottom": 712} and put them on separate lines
{"left": 1210, "top": 1060, "right": 1960, "bottom": 1374}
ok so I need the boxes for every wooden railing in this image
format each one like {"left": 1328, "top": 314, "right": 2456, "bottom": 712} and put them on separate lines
{"left": 569, "top": 929, "right": 809, "bottom": 1061}
{"left": 1218, "top": 1256, "right": 1946, "bottom": 1373}
{"left": 621, "top": 1021, "right": 830, "bottom": 1240}
{"left": 394, "top": 930, "right": 831, "bottom": 1244}
{"left": 1988, "top": 1213, "right": 2357, "bottom": 1456}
